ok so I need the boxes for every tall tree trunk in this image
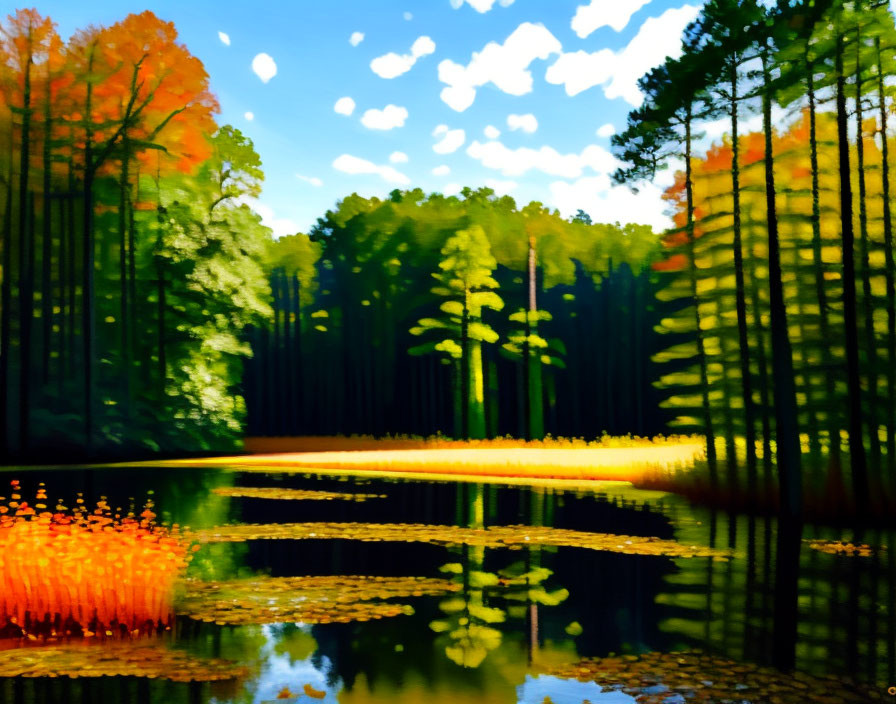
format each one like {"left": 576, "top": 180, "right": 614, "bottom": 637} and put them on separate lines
{"left": 762, "top": 50, "right": 802, "bottom": 520}
{"left": 292, "top": 274, "right": 303, "bottom": 433}
{"left": 524, "top": 232, "right": 544, "bottom": 439}
{"left": 685, "top": 107, "right": 718, "bottom": 486}
{"left": 807, "top": 63, "right": 841, "bottom": 471}
{"left": 18, "top": 36, "right": 34, "bottom": 455}
{"left": 835, "top": 30, "right": 869, "bottom": 511}
{"left": 855, "top": 38, "right": 882, "bottom": 481}
{"left": 876, "top": 37, "right": 896, "bottom": 486}
{"left": 729, "top": 57, "right": 756, "bottom": 492}
{"left": 66, "top": 158, "right": 76, "bottom": 378}
{"left": 119, "top": 142, "right": 131, "bottom": 416}
{"left": 41, "top": 75, "right": 53, "bottom": 386}
{"left": 82, "top": 48, "right": 96, "bottom": 455}
{"left": 461, "top": 289, "right": 470, "bottom": 439}
{"left": 128, "top": 164, "right": 139, "bottom": 387}
{"left": 0, "top": 152, "right": 13, "bottom": 460}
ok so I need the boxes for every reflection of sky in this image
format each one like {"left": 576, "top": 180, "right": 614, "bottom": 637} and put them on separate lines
{"left": 517, "top": 675, "right": 636, "bottom": 704}
{"left": 213, "top": 624, "right": 341, "bottom": 704}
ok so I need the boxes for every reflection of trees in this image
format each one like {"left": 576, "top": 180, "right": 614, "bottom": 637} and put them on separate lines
{"left": 430, "top": 484, "right": 568, "bottom": 668}
{"left": 656, "top": 508, "right": 894, "bottom": 686}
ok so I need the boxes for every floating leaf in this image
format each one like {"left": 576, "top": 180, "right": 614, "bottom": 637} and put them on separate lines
{"left": 177, "top": 575, "right": 455, "bottom": 625}
{"left": 0, "top": 643, "right": 247, "bottom": 681}
{"left": 211, "top": 487, "right": 385, "bottom": 502}
{"left": 547, "top": 651, "right": 883, "bottom": 703}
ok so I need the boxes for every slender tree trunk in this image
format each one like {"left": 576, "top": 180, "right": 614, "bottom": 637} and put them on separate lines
{"left": 685, "top": 108, "right": 718, "bottom": 486}
{"left": 292, "top": 274, "right": 303, "bottom": 433}
{"left": 807, "top": 64, "right": 841, "bottom": 470}
{"left": 18, "top": 40, "right": 34, "bottom": 455}
{"left": 128, "top": 164, "right": 138, "bottom": 386}
{"left": 119, "top": 142, "right": 131, "bottom": 415}
{"left": 461, "top": 289, "right": 470, "bottom": 438}
{"left": 876, "top": 37, "right": 896, "bottom": 486}
{"left": 855, "top": 40, "right": 882, "bottom": 480}
{"left": 66, "top": 158, "right": 76, "bottom": 378}
{"left": 41, "top": 78, "right": 53, "bottom": 386}
{"left": 82, "top": 49, "right": 96, "bottom": 455}
{"left": 835, "top": 30, "right": 870, "bottom": 511}
{"left": 0, "top": 159, "right": 12, "bottom": 460}
{"left": 56, "top": 192, "right": 66, "bottom": 393}
{"left": 762, "top": 50, "right": 802, "bottom": 520}
{"left": 526, "top": 233, "right": 544, "bottom": 439}
{"left": 729, "top": 58, "right": 756, "bottom": 492}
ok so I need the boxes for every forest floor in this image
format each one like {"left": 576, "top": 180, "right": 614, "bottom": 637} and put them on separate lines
{"left": 157, "top": 435, "right": 705, "bottom": 484}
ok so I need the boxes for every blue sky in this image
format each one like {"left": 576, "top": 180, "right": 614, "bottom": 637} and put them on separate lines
{"left": 28, "top": 0, "right": 712, "bottom": 235}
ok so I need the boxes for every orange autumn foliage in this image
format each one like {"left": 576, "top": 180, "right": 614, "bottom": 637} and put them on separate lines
{"left": 0, "top": 481, "right": 190, "bottom": 639}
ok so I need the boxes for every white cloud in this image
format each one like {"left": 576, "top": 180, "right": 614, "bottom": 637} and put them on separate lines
{"left": 484, "top": 125, "right": 501, "bottom": 139}
{"left": 333, "top": 154, "right": 411, "bottom": 185}
{"left": 444, "top": 183, "right": 462, "bottom": 196}
{"left": 218, "top": 31, "right": 231, "bottom": 46}
{"left": 432, "top": 165, "right": 451, "bottom": 176}
{"left": 404, "top": 11, "right": 413, "bottom": 20}
{"left": 450, "top": 0, "right": 516, "bottom": 11}
{"left": 252, "top": 202, "right": 299, "bottom": 239}
{"left": 296, "top": 173, "right": 323, "bottom": 187}
{"left": 251, "top": 53, "right": 277, "bottom": 83}
{"left": 350, "top": 31, "right": 365, "bottom": 46}
{"left": 361, "top": 104, "right": 409, "bottom": 130}
{"left": 549, "top": 175, "right": 671, "bottom": 230}
{"left": 466, "top": 139, "right": 618, "bottom": 179}
{"left": 485, "top": 178, "right": 517, "bottom": 196}
{"left": 244, "top": 111, "right": 254, "bottom": 121}
{"left": 371, "top": 36, "right": 436, "bottom": 78}
{"left": 546, "top": 5, "right": 700, "bottom": 106}
{"left": 334, "top": 97, "right": 356, "bottom": 116}
{"left": 438, "top": 22, "right": 562, "bottom": 111}
{"left": 571, "top": 0, "right": 652, "bottom": 37}
{"left": 432, "top": 124, "right": 466, "bottom": 154}
{"left": 507, "top": 113, "right": 538, "bottom": 133}
{"left": 596, "top": 123, "right": 615, "bottom": 138}
{"left": 389, "top": 151, "right": 409, "bottom": 163}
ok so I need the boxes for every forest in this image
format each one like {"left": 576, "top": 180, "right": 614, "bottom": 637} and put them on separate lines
{"left": 2, "top": 0, "right": 896, "bottom": 519}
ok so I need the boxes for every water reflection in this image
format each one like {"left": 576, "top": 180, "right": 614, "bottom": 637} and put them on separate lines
{"left": 0, "top": 466, "right": 892, "bottom": 702}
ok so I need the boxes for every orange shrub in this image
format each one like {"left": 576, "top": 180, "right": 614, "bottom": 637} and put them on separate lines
{"left": 0, "top": 481, "right": 189, "bottom": 639}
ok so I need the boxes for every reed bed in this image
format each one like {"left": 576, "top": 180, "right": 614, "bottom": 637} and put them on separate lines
{"left": 0, "top": 481, "right": 190, "bottom": 639}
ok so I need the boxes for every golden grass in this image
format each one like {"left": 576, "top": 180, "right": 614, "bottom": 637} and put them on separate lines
{"left": 244, "top": 434, "right": 702, "bottom": 453}
{"left": 165, "top": 438, "right": 705, "bottom": 484}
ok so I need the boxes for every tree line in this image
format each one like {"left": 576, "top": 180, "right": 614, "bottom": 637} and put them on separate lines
{"left": 0, "top": 10, "right": 271, "bottom": 459}
{"left": 246, "top": 190, "right": 674, "bottom": 441}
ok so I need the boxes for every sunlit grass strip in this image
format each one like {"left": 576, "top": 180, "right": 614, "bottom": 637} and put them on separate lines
{"left": 547, "top": 651, "right": 882, "bottom": 703}
{"left": 0, "top": 643, "right": 247, "bottom": 681}
{"left": 243, "top": 434, "right": 704, "bottom": 453}
{"left": 189, "top": 522, "right": 728, "bottom": 559}
{"left": 174, "top": 443, "right": 705, "bottom": 483}
{"left": 210, "top": 487, "right": 385, "bottom": 502}
{"left": 178, "top": 575, "right": 456, "bottom": 625}
{"left": 0, "top": 481, "right": 190, "bottom": 638}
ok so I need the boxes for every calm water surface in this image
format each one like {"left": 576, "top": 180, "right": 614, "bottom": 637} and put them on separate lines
{"left": 0, "top": 465, "right": 892, "bottom": 703}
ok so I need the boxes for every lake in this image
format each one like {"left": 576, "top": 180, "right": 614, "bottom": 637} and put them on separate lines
{"left": 0, "top": 465, "right": 891, "bottom": 703}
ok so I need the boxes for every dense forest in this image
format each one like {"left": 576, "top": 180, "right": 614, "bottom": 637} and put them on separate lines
{"left": 248, "top": 195, "right": 669, "bottom": 441}
{"left": 3, "top": 0, "right": 896, "bottom": 519}
{"left": 0, "top": 10, "right": 271, "bottom": 458}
